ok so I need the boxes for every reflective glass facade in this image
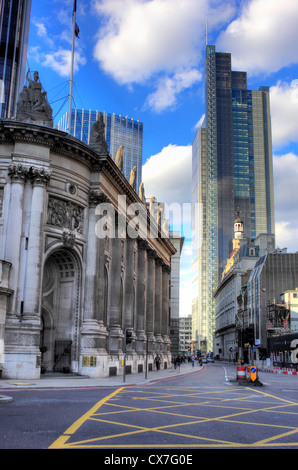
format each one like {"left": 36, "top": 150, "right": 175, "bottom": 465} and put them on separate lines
{"left": 0, "top": 0, "right": 31, "bottom": 118}
{"left": 58, "top": 108, "right": 143, "bottom": 190}
{"left": 192, "top": 45, "right": 275, "bottom": 352}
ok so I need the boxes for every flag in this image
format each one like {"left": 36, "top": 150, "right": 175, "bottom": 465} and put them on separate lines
{"left": 73, "top": 0, "right": 80, "bottom": 38}
{"left": 75, "top": 23, "right": 80, "bottom": 38}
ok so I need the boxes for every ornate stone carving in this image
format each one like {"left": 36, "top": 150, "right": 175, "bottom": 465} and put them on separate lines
{"left": 47, "top": 196, "right": 84, "bottom": 233}
{"left": 139, "top": 182, "right": 146, "bottom": 202}
{"left": 30, "top": 167, "right": 51, "bottom": 186}
{"left": 129, "top": 166, "right": 137, "bottom": 190}
{"left": 88, "top": 190, "right": 109, "bottom": 207}
{"left": 8, "top": 164, "right": 51, "bottom": 186}
{"left": 162, "top": 218, "right": 169, "bottom": 237}
{"left": 149, "top": 196, "right": 156, "bottom": 214}
{"left": 15, "top": 70, "right": 53, "bottom": 127}
{"left": 147, "top": 249, "right": 157, "bottom": 259}
{"left": 115, "top": 145, "right": 124, "bottom": 172}
{"left": 62, "top": 230, "right": 76, "bottom": 248}
{"left": 8, "top": 164, "right": 30, "bottom": 183}
{"left": 89, "top": 113, "right": 108, "bottom": 154}
{"left": 137, "top": 238, "right": 148, "bottom": 251}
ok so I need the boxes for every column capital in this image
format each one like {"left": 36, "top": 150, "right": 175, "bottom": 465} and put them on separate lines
{"left": 162, "top": 263, "right": 171, "bottom": 274}
{"left": 30, "top": 166, "right": 51, "bottom": 186}
{"left": 8, "top": 164, "right": 30, "bottom": 183}
{"left": 137, "top": 237, "right": 149, "bottom": 251}
{"left": 88, "top": 189, "right": 110, "bottom": 207}
{"left": 147, "top": 248, "right": 157, "bottom": 259}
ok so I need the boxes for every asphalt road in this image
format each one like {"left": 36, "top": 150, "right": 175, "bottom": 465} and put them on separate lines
{"left": 1, "top": 362, "right": 298, "bottom": 453}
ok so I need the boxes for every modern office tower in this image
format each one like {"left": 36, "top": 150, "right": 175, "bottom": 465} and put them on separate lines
{"left": 0, "top": 0, "right": 32, "bottom": 118}
{"left": 192, "top": 45, "right": 275, "bottom": 353}
{"left": 58, "top": 109, "right": 143, "bottom": 190}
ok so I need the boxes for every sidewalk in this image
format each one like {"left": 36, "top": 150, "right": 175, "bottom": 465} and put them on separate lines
{"left": 1, "top": 361, "right": 296, "bottom": 403}
{"left": 0, "top": 362, "right": 202, "bottom": 401}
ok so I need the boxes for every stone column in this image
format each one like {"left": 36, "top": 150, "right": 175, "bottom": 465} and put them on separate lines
{"left": 23, "top": 167, "right": 50, "bottom": 321}
{"left": 135, "top": 239, "right": 147, "bottom": 354}
{"left": 146, "top": 249, "right": 156, "bottom": 354}
{"left": 0, "top": 261, "right": 13, "bottom": 374}
{"left": 80, "top": 191, "right": 108, "bottom": 373}
{"left": 123, "top": 237, "right": 136, "bottom": 354}
{"left": 107, "top": 220, "right": 124, "bottom": 355}
{"left": 162, "top": 264, "right": 171, "bottom": 356}
{"left": 5, "top": 165, "right": 50, "bottom": 379}
{"left": 154, "top": 258, "right": 163, "bottom": 354}
{"left": 5, "top": 164, "right": 30, "bottom": 318}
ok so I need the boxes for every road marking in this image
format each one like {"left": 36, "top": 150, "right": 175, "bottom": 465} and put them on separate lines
{"left": 49, "top": 384, "right": 298, "bottom": 449}
{"left": 48, "top": 386, "right": 125, "bottom": 449}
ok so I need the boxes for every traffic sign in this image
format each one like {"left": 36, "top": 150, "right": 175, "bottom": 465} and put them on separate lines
{"left": 250, "top": 366, "right": 257, "bottom": 382}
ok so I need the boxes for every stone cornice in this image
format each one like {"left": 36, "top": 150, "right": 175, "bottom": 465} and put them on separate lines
{"left": 0, "top": 119, "right": 101, "bottom": 170}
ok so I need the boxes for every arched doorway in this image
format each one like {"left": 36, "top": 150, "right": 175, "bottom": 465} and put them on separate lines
{"left": 40, "top": 248, "right": 81, "bottom": 373}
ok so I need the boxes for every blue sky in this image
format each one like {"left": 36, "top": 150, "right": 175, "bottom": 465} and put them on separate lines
{"left": 27, "top": 0, "right": 298, "bottom": 316}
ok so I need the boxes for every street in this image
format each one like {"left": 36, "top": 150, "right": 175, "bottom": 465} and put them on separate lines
{"left": 1, "top": 362, "right": 298, "bottom": 452}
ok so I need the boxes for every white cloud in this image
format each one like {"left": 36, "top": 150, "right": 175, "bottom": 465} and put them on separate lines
{"left": 92, "top": 0, "right": 235, "bottom": 109}
{"left": 142, "top": 144, "right": 192, "bottom": 238}
{"left": 217, "top": 0, "right": 298, "bottom": 76}
{"left": 142, "top": 144, "right": 192, "bottom": 204}
{"left": 142, "top": 143, "right": 193, "bottom": 315}
{"left": 145, "top": 69, "right": 202, "bottom": 112}
{"left": 275, "top": 222, "right": 298, "bottom": 253}
{"left": 270, "top": 81, "right": 298, "bottom": 148}
{"left": 42, "top": 49, "right": 87, "bottom": 78}
{"left": 34, "top": 21, "right": 47, "bottom": 38}
{"left": 194, "top": 113, "right": 205, "bottom": 130}
{"left": 273, "top": 153, "right": 298, "bottom": 252}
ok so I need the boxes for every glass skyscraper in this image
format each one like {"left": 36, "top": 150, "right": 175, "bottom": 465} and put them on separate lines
{"left": 192, "top": 45, "right": 275, "bottom": 353}
{"left": 0, "top": 0, "right": 32, "bottom": 118}
{"left": 58, "top": 109, "right": 143, "bottom": 191}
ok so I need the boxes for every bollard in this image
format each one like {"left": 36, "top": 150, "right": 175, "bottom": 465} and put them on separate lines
{"left": 236, "top": 365, "right": 246, "bottom": 380}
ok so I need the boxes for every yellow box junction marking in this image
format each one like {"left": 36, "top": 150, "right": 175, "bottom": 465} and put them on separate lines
{"left": 49, "top": 385, "right": 298, "bottom": 449}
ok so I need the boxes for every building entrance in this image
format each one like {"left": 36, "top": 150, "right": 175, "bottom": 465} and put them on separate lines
{"left": 40, "top": 249, "right": 81, "bottom": 373}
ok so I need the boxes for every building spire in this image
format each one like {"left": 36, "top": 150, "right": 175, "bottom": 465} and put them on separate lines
{"left": 206, "top": 20, "right": 208, "bottom": 46}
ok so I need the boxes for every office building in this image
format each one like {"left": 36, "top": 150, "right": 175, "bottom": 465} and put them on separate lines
{"left": 58, "top": 109, "right": 143, "bottom": 190}
{"left": 0, "top": 0, "right": 32, "bottom": 118}
{"left": 192, "top": 45, "right": 275, "bottom": 353}
{"left": 179, "top": 315, "right": 192, "bottom": 354}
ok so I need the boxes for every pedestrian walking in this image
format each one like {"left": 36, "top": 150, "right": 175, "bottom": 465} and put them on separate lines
{"left": 191, "top": 355, "right": 195, "bottom": 367}
{"left": 155, "top": 354, "right": 160, "bottom": 371}
{"left": 176, "top": 355, "right": 181, "bottom": 372}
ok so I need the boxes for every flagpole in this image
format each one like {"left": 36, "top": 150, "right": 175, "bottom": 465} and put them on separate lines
{"left": 67, "top": 1, "right": 77, "bottom": 134}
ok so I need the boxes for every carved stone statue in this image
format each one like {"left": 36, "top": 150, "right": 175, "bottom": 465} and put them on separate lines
{"left": 129, "top": 166, "right": 137, "bottom": 190}
{"left": 115, "top": 145, "right": 124, "bottom": 171}
{"left": 149, "top": 196, "right": 156, "bottom": 215}
{"left": 89, "top": 113, "right": 108, "bottom": 154}
{"left": 139, "top": 182, "right": 146, "bottom": 203}
{"left": 15, "top": 70, "right": 53, "bottom": 127}
{"left": 157, "top": 208, "right": 163, "bottom": 227}
{"left": 162, "top": 218, "right": 169, "bottom": 238}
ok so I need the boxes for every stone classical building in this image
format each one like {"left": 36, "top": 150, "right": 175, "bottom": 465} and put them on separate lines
{"left": 0, "top": 115, "right": 175, "bottom": 379}
{"left": 214, "top": 216, "right": 275, "bottom": 362}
